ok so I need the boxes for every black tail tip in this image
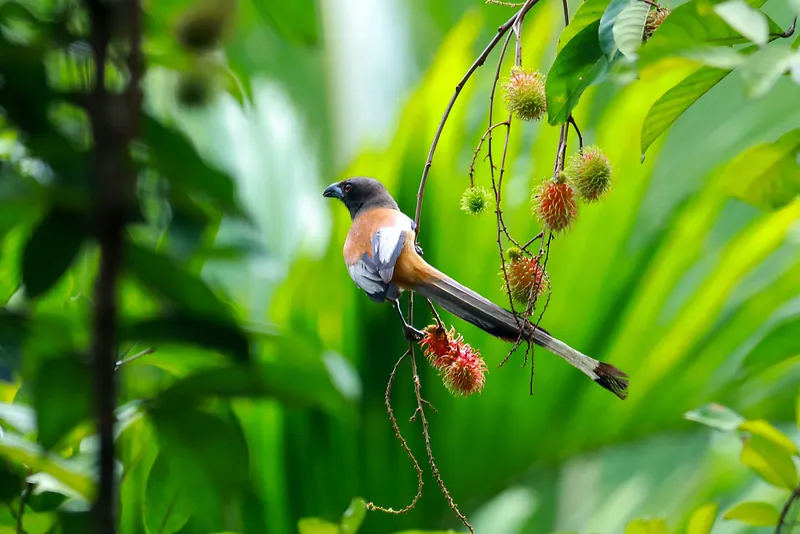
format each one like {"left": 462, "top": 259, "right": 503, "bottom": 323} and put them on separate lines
{"left": 594, "top": 362, "right": 629, "bottom": 400}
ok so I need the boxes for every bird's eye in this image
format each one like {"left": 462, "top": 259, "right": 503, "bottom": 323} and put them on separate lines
{"left": 343, "top": 183, "right": 352, "bottom": 193}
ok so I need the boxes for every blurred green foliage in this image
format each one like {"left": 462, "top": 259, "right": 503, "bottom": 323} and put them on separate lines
{"left": 1, "top": 0, "right": 800, "bottom": 532}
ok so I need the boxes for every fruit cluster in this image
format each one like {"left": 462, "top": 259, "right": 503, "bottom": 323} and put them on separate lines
{"left": 419, "top": 325, "right": 487, "bottom": 397}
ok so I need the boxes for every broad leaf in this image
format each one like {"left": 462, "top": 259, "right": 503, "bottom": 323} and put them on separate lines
{"left": 739, "top": 419, "right": 798, "bottom": 454}
{"left": 149, "top": 406, "right": 249, "bottom": 522}
{"left": 126, "top": 241, "right": 233, "bottom": 319}
{"left": 599, "top": 0, "right": 634, "bottom": 59}
{"left": 0, "top": 432, "right": 93, "bottom": 499}
{"left": 546, "top": 21, "right": 610, "bottom": 124}
{"left": 341, "top": 497, "right": 367, "bottom": 533}
{"left": 0, "top": 402, "right": 35, "bottom": 434}
{"left": 713, "top": 0, "right": 769, "bottom": 45}
{"left": 686, "top": 502, "right": 718, "bottom": 534}
{"left": 638, "top": 0, "right": 783, "bottom": 67}
{"left": 723, "top": 501, "right": 780, "bottom": 526}
{"left": 22, "top": 208, "right": 85, "bottom": 299}
{"left": 0, "top": 309, "right": 26, "bottom": 371}
{"left": 33, "top": 354, "right": 91, "bottom": 449}
{"left": 740, "top": 435, "right": 798, "bottom": 489}
{"left": 144, "top": 116, "right": 243, "bottom": 216}
{"left": 557, "top": 0, "right": 610, "bottom": 51}
{"left": 613, "top": 2, "right": 651, "bottom": 58}
{"left": 624, "top": 518, "right": 668, "bottom": 534}
{"left": 143, "top": 454, "right": 193, "bottom": 534}
{"left": 297, "top": 518, "right": 339, "bottom": 534}
{"left": 249, "top": 0, "right": 319, "bottom": 46}
{"left": 739, "top": 46, "right": 796, "bottom": 98}
{"left": 684, "top": 403, "right": 744, "bottom": 431}
{"left": 721, "top": 129, "right": 800, "bottom": 210}
{"left": 154, "top": 357, "right": 348, "bottom": 416}
{"left": 124, "top": 313, "right": 250, "bottom": 363}
{"left": 641, "top": 66, "right": 731, "bottom": 156}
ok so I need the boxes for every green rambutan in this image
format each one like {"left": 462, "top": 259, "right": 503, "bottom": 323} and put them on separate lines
{"left": 460, "top": 186, "right": 493, "bottom": 215}
{"left": 502, "top": 67, "right": 547, "bottom": 122}
{"left": 565, "top": 145, "right": 613, "bottom": 203}
{"left": 531, "top": 176, "right": 578, "bottom": 233}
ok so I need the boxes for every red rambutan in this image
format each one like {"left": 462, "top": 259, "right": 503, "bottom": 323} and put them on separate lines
{"left": 531, "top": 175, "right": 578, "bottom": 233}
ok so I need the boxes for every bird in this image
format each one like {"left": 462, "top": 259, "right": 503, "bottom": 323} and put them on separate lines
{"left": 323, "top": 177, "right": 628, "bottom": 399}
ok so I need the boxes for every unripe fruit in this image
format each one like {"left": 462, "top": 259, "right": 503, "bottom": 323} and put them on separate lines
{"left": 531, "top": 176, "right": 578, "bottom": 233}
{"left": 176, "top": 0, "right": 234, "bottom": 53}
{"left": 644, "top": 7, "right": 670, "bottom": 42}
{"left": 503, "top": 247, "right": 549, "bottom": 305}
{"left": 442, "top": 345, "right": 487, "bottom": 397}
{"left": 460, "top": 186, "right": 493, "bottom": 215}
{"left": 565, "top": 145, "right": 612, "bottom": 203}
{"left": 502, "top": 67, "right": 547, "bottom": 122}
{"left": 176, "top": 69, "right": 217, "bottom": 108}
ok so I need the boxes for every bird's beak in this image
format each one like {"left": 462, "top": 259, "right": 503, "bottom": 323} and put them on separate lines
{"left": 323, "top": 182, "right": 343, "bottom": 199}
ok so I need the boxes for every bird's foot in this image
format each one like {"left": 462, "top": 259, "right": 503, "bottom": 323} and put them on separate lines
{"left": 415, "top": 244, "right": 424, "bottom": 256}
{"left": 403, "top": 324, "right": 425, "bottom": 342}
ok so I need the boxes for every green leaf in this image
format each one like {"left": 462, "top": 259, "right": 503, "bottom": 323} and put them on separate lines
{"left": 741, "top": 310, "right": 800, "bottom": 375}
{"left": 686, "top": 502, "right": 718, "bottom": 534}
{"left": 613, "top": 2, "right": 651, "bottom": 58}
{"left": 641, "top": 66, "right": 731, "bottom": 156}
{"left": 33, "top": 354, "right": 91, "bottom": 450}
{"left": 684, "top": 403, "right": 744, "bottom": 431}
{"left": 0, "top": 309, "right": 26, "bottom": 370}
{"left": 297, "top": 518, "right": 339, "bottom": 534}
{"left": 144, "top": 116, "right": 243, "bottom": 215}
{"left": 638, "top": 0, "right": 783, "bottom": 67}
{"left": 149, "top": 406, "right": 249, "bottom": 521}
{"left": 124, "top": 313, "right": 250, "bottom": 363}
{"left": 126, "top": 241, "right": 233, "bottom": 319}
{"left": 250, "top": 0, "right": 319, "bottom": 46}
{"left": 341, "top": 497, "right": 367, "bottom": 533}
{"left": 0, "top": 461, "right": 25, "bottom": 503}
{"left": 143, "top": 454, "right": 193, "bottom": 534}
{"left": 741, "top": 435, "right": 798, "bottom": 489}
{"left": 599, "top": 0, "right": 649, "bottom": 59}
{"left": 739, "top": 419, "right": 798, "bottom": 454}
{"left": 739, "top": 46, "right": 796, "bottom": 98}
{"left": 546, "top": 21, "right": 610, "bottom": 124}
{"left": 796, "top": 389, "right": 800, "bottom": 430}
{"left": 0, "top": 432, "right": 93, "bottom": 500}
{"left": 0, "top": 402, "right": 35, "bottom": 434}
{"left": 624, "top": 518, "right": 668, "bottom": 534}
{"left": 557, "top": 0, "right": 610, "bottom": 52}
{"left": 721, "top": 129, "right": 800, "bottom": 210}
{"left": 723, "top": 501, "right": 780, "bottom": 526}
{"left": 21, "top": 208, "right": 85, "bottom": 299}
{"left": 712, "top": 0, "right": 769, "bottom": 45}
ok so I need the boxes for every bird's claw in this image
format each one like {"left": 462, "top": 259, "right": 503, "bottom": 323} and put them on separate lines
{"left": 404, "top": 324, "right": 425, "bottom": 342}
{"left": 415, "top": 244, "right": 424, "bottom": 256}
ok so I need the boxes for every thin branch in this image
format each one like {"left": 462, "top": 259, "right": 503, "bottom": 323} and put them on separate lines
{"left": 486, "top": 0, "right": 526, "bottom": 6}
{"left": 366, "top": 351, "right": 424, "bottom": 515}
{"left": 567, "top": 115, "right": 583, "bottom": 151}
{"left": 414, "top": 0, "right": 539, "bottom": 236}
{"left": 115, "top": 347, "right": 155, "bottom": 371}
{"left": 777, "top": 484, "right": 800, "bottom": 533}
{"left": 84, "top": 0, "right": 143, "bottom": 530}
{"left": 468, "top": 121, "right": 510, "bottom": 186}
{"left": 521, "top": 231, "right": 544, "bottom": 251}
{"left": 16, "top": 482, "right": 33, "bottom": 534}
{"left": 409, "top": 341, "right": 473, "bottom": 533}
{"left": 778, "top": 16, "right": 797, "bottom": 38}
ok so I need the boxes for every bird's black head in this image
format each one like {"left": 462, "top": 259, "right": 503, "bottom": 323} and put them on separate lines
{"left": 323, "top": 177, "right": 399, "bottom": 219}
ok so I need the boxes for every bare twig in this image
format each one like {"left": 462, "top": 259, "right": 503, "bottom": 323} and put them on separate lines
{"left": 568, "top": 115, "right": 583, "bottom": 151}
{"left": 115, "top": 347, "right": 155, "bottom": 371}
{"left": 468, "top": 121, "right": 510, "bottom": 186}
{"left": 366, "top": 351, "right": 424, "bottom": 515}
{"left": 521, "top": 231, "right": 544, "bottom": 251}
{"left": 486, "top": 0, "right": 526, "bottom": 6}
{"left": 778, "top": 16, "right": 797, "bottom": 38}
{"left": 414, "top": 0, "right": 539, "bottom": 236}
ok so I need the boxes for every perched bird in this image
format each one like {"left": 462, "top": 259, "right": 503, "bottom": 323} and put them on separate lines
{"left": 323, "top": 177, "right": 628, "bottom": 399}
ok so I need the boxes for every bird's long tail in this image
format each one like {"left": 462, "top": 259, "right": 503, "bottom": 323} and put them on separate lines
{"left": 412, "top": 274, "right": 628, "bottom": 399}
